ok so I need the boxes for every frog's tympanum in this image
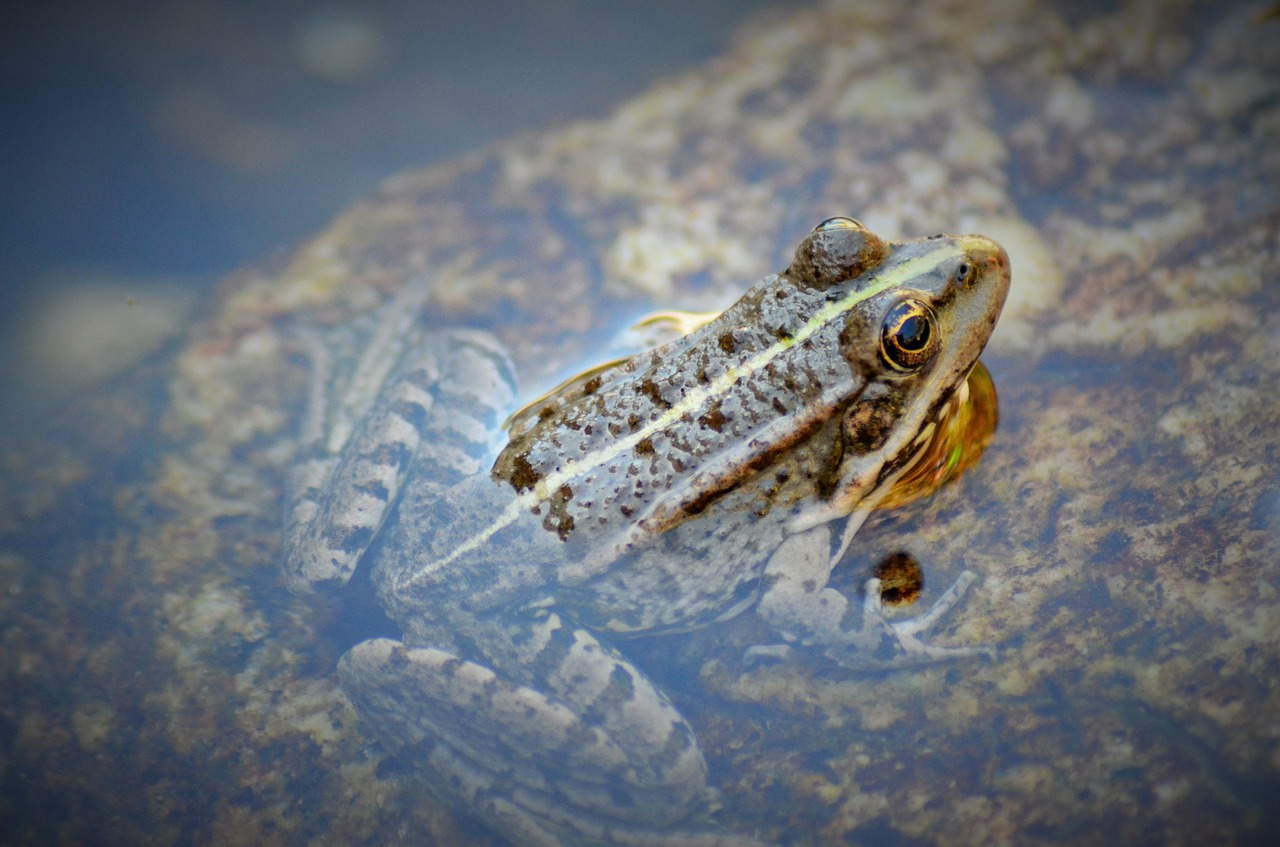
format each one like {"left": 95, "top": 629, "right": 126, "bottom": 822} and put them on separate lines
{"left": 283, "top": 218, "right": 1011, "bottom": 846}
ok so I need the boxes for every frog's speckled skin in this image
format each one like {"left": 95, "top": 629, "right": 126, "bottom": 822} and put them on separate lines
{"left": 2, "top": 1, "right": 1278, "bottom": 845}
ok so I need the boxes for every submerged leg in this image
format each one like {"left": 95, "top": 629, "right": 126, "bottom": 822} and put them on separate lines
{"left": 339, "top": 613, "right": 765, "bottom": 847}
{"left": 283, "top": 329, "right": 515, "bottom": 593}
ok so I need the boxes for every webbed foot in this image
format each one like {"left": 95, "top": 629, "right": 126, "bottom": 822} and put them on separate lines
{"left": 754, "top": 525, "right": 991, "bottom": 670}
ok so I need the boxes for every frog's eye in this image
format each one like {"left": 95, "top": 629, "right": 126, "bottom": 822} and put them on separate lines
{"left": 881, "top": 298, "right": 939, "bottom": 372}
{"left": 954, "top": 261, "right": 975, "bottom": 288}
{"left": 813, "top": 216, "right": 866, "bottom": 233}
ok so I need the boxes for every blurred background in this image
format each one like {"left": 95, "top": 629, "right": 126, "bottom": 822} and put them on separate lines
{"left": 0, "top": 0, "right": 797, "bottom": 424}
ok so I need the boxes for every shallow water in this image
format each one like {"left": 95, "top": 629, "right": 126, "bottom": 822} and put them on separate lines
{"left": 1, "top": 1, "right": 1277, "bottom": 845}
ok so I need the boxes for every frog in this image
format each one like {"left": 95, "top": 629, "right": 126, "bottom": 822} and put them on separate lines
{"left": 282, "top": 217, "right": 1011, "bottom": 846}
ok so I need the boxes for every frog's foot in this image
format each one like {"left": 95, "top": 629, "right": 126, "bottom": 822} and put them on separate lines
{"left": 339, "top": 633, "right": 765, "bottom": 847}
{"left": 756, "top": 525, "right": 989, "bottom": 670}
{"left": 851, "top": 569, "right": 993, "bottom": 666}
{"left": 283, "top": 329, "right": 516, "bottom": 593}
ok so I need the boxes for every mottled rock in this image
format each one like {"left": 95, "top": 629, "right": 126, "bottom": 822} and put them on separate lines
{"left": 2, "top": 1, "right": 1277, "bottom": 845}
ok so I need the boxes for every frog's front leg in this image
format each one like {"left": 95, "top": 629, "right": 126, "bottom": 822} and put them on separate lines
{"left": 754, "top": 518, "right": 986, "bottom": 669}
{"left": 339, "top": 615, "right": 765, "bottom": 847}
{"left": 283, "top": 329, "right": 516, "bottom": 593}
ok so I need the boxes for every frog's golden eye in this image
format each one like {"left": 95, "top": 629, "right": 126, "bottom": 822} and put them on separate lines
{"left": 881, "top": 298, "right": 939, "bottom": 372}
{"left": 813, "top": 216, "right": 865, "bottom": 233}
{"left": 954, "top": 261, "right": 975, "bottom": 288}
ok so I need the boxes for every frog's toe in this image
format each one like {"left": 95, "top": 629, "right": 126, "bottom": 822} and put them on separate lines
{"left": 878, "top": 569, "right": 978, "bottom": 638}
{"left": 741, "top": 643, "right": 794, "bottom": 667}
{"left": 339, "top": 638, "right": 745, "bottom": 846}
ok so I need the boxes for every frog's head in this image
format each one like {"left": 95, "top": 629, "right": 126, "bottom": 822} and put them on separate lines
{"left": 787, "top": 218, "right": 1010, "bottom": 525}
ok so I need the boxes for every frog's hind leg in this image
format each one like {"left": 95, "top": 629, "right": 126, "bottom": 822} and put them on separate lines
{"left": 339, "top": 618, "right": 762, "bottom": 847}
{"left": 283, "top": 329, "right": 515, "bottom": 593}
